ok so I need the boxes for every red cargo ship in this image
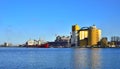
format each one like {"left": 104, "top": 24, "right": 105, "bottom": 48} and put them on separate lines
{"left": 36, "top": 43, "right": 49, "bottom": 48}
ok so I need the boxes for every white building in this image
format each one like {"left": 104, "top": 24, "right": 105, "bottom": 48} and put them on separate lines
{"left": 26, "top": 39, "right": 45, "bottom": 46}
{"left": 26, "top": 39, "right": 35, "bottom": 46}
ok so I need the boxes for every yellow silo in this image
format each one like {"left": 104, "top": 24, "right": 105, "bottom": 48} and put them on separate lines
{"left": 88, "top": 26, "right": 101, "bottom": 46}
{"left": 88, "top": 28, "right": 97, "bottom": 46}
{"left": 78, "top": 30, "right": 88, "bottom": 40}
{"left": 78, "top": 29, "right": 88, "bottom": 46}
{"left": 98, "top": 29, "right": 101, "bottom": 41}
{"left": 72, "top": 24, "right": 80, "bottom": 32}
{"left": 88, "top": 25, "right": 101, "bottom": 46}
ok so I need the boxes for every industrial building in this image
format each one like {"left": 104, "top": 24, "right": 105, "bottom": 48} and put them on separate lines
{"left": 111, "top": 36, "right": 120, "bottom": 47}
{"left": 71, "top": 24, "right": 101, "bottom": 47}
{"left": 48, "top": 36, "right": 70, "bottom": 48}
{"left": 55, "top": 36, "right": 70, "bottom": 42}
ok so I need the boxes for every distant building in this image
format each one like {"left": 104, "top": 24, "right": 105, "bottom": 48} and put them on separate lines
{"left": 48, "top": 36, "right": 70, "bottom": 48}
{"left": 100, "top": 37, "right": 109, "bottom": 47}
{"left": 71, "top": 24, "right": 101, "bottom": 47}
{"left": 108, "top": 42, "right": 115, "bottom": 47}
{"left": 111, "top": 36, "right": 120, "bottom": 47}
{"left": 4, "top": 42, "right": 12, "bottom": 47}
{"left": 111, "top": 36, "right": 120, "bottom": 42}
{"left": 55, "top": 36, "right": 70, "bottom": 42}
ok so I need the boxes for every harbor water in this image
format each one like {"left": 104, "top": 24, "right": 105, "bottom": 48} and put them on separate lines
{"left": 0, "top": 47, "right": 120, "bottom": 69}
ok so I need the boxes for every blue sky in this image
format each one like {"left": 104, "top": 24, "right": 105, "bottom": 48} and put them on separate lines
{"left": 0, "top": 0, "right": 120, "bottom": 44}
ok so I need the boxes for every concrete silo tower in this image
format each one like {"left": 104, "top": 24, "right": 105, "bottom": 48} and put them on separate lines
{"left": 71, "top": 24, "right": 80, "bottom": 47}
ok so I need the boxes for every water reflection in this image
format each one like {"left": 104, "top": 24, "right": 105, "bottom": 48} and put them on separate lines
{"left": 91, "top": 48, "right": 101, "bottom": 69}
{"left": 74, "top": 48, "right": 101, "bottom": 69}
{"left": 1, "top": 48, "right": 120, "bottom": 69}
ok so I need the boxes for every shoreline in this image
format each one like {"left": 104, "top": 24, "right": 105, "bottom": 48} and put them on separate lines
{"left": 0, "top": 46, "right": 120, "bottom": 48}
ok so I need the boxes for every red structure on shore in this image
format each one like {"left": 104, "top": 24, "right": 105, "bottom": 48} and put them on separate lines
{"left": 36, "top": 43, "right": 49, "bottom": 48}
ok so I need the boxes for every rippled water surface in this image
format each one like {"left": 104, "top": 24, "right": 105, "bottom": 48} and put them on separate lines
{"left": 0, "top": 48, "right": 120, "bottom": 69}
